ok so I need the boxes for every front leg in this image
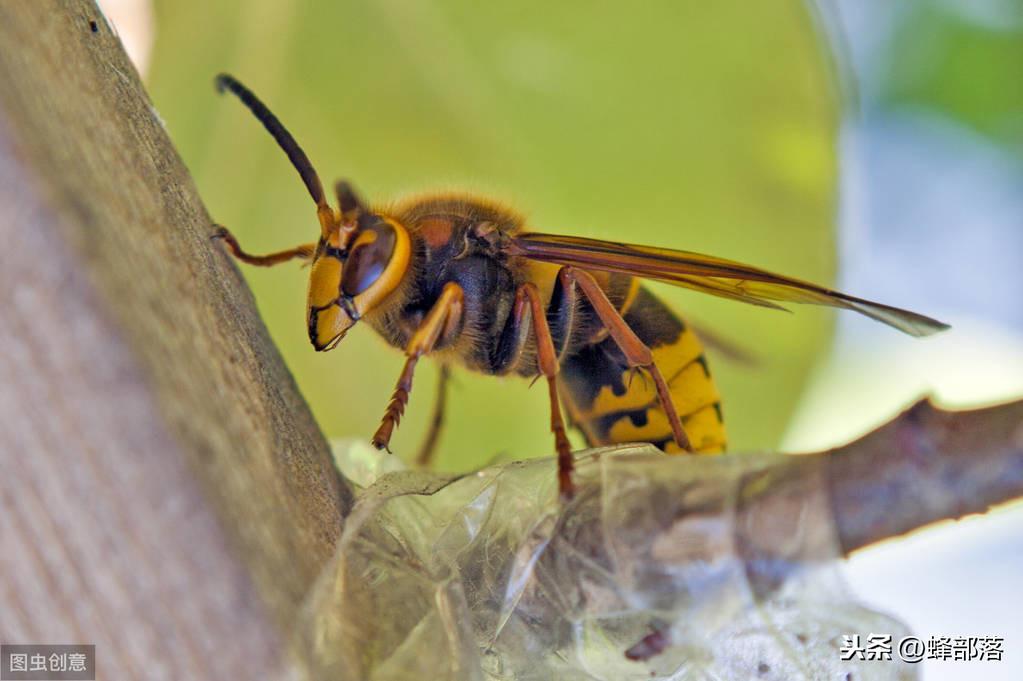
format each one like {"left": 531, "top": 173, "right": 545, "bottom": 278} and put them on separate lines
{"left": 372, "top": 283, "right": 464, "bottom": 452}
{"left": 212, "top": 224, "right": 316, "bottom": 266}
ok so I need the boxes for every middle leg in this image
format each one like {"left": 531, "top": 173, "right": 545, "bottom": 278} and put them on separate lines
{"left": 414, "top": 364, "right": 451, "bottom": 468}
{"left": 517, "top": 284, "right": 574, "bottom": 499}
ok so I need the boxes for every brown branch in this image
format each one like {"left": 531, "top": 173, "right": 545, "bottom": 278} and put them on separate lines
{"left": 825, "top": 398, "right": 1023, "bottom": 554}
{"left": 730, "top": 398, "right": 1023, "bottom": 578}
{"left": 713, "top": 397, "right": 1023, "bottom": 608}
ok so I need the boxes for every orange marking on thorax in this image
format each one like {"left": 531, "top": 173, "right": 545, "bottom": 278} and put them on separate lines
{"left": 418, "top": 218, "right": 455, "bottom": 251}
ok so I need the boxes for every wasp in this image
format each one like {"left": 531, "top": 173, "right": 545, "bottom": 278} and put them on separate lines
{"left": 211, "top": 74, "right": 948, "bottom": 498}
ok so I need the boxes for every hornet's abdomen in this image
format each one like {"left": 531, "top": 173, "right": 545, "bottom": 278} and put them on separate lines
{"left": 558, "top": 287, "right": 726, "bottom": 453}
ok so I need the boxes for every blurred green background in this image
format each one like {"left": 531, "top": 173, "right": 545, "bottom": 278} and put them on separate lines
{"left": 147, "top": 1, "right": 839, "bottom": 471}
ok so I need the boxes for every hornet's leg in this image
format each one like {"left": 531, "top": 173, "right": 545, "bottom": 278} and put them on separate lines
{"left": 516, "top": 284, "right": 574, "bottom": 499}
{"left": 212, "top": 224, "right": 315, "bottom": 266}
{"left": 414, "top": 364, "right": 451, "bottom": 468}
{"left": 372, "top": 283, "right": 464, "bottom": 452}
{"left": 558, "top": 267, "right": 692, "bottom": 452}
{"left": 492, "top": 283, "right": 575, "bottom": 497}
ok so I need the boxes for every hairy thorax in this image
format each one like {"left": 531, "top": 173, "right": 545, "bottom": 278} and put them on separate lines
{"left": 362, "top": 193, "right": 632, "bottom": 378}
{"left": 363, "top": 195, "right": 534, "bottom": 374}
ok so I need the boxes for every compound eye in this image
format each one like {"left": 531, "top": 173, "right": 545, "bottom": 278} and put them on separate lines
{"left": 340, "top": 221, "right": 397, "bottom": 296}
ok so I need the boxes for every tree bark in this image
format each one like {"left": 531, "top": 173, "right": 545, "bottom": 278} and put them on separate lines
{"left": 0, "top": 1, "right": 353, "bottom": 677}
{"left": 827, "top": 398, "right": 1023, "bottom": 555}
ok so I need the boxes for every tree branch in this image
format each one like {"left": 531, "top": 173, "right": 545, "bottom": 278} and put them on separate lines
{"left": 826, "top": 398, "right": 1023, "bottom": 554}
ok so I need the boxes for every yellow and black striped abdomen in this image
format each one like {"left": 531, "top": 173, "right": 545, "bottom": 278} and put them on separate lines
{"left": 558, "top": 286, "right": 726, "bottom": 454}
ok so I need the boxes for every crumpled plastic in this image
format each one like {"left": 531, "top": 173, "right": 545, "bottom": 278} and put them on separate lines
{"left": 295, "top": 441, "right": 916, "bottom": 681}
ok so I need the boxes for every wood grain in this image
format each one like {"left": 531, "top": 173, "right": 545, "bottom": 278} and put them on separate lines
{"left": 0, "top": 1, "right": 353, "bottom": 677}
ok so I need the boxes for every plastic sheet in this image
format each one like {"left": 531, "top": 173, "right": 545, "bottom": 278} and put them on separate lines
{"left": 296, "top": 441, "right": 916, "bottom": 681}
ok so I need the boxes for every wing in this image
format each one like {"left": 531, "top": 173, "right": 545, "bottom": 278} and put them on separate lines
{"left": 508, "top": 233, "right": 949, "bottom": 337}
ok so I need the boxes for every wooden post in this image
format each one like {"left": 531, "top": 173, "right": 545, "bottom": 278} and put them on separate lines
{"left": 0, "top": 1, "right": 353, "bottom": 677}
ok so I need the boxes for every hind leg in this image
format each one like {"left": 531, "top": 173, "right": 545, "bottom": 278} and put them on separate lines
{"left": 557, "top": 267, "right": 692, "bottom": 452}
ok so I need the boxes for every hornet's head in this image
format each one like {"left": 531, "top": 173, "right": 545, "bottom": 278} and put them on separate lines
{"left": 214, "top": 74, "right": 411, "bottom": 351}
{"left": 306, "top": 188, "right": 411, "bottom": 350}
